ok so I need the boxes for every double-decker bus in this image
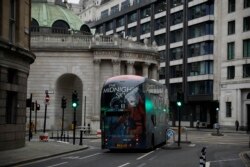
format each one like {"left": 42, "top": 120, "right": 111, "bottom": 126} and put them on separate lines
{"left": 100, "top": 75, "right": 169, "bottom": 150}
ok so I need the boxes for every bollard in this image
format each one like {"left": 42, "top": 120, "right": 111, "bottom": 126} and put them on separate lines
{"left": 51, "top": 131, "right": 54, "bottom": 139}
{"left": 79, "top": 130, "right": 83, "bottom": 145}
{"left": 67, "top": 131, "right": 69, "bottom": 142}
{"left": 64, "top": 133, "right": 66, "bottom": 142}
{"left": 57, "top": 131, "right": 59, "bottom": 140}
{"left": 199, "top": 147, "right": 207, "bottom": 167}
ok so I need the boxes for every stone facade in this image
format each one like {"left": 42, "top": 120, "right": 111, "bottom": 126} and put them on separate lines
{"left": 0, "top": 1, "right": 35, "bottom": 150}
{"left": 29, "top": 33, "right": 159, "bottom": 132}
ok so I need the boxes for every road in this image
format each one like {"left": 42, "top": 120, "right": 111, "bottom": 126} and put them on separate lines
{"left": 19, "top": 131, "right": 249, "bottom": 167}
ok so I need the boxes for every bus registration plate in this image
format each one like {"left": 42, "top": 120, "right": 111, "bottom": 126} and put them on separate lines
{"left": 116, "top": 144, "right": 127, "bottom": 148}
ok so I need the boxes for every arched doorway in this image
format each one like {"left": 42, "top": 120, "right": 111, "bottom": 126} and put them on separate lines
{"left": 55, "top": 74, "right": 83, "bottom": 130}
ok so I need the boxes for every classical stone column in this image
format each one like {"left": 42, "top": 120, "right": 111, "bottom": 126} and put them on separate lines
{"left": 93, "top": 59, "right": 101, "bottom": 119}
{"left": 143, "top": 62, "right": 150, "bottom": 78}
{"left": 112, "top": 59, "right": 120, "bottom": 76}
{"left": 152, "top": 64, "right": 158, "bottom": 80}
{"left": 126, "top": 61, "right": 134, "bottom": 75}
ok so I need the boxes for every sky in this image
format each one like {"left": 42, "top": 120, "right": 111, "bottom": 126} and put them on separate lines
{"left": 67, "top": 0, "right": 80, "bottom": 4}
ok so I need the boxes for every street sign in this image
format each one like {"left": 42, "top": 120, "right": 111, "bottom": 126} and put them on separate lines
{"left": 45, "top": 94, "right": 50, "bottom": 105}
{"left": 166, "top": 129, "right": 175, "bottom": 140}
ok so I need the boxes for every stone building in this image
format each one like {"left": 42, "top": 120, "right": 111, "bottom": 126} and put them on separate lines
{"left": 28, "top": 0, "right": 159, "bottom": 132}
{"left": 0, "top": 1, "right": 35, "bottom": 150}
{"left": 72, "top": 0, "right": 250, "bottom": 130}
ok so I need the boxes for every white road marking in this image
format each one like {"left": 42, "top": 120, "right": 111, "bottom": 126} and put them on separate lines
{"left": 205, "top": 162, "right": 210, "bottom": 167}
{"left": 117, "top": 162, "right": 130, "bottom": 167}
{"left": 136, "top": 151, "right": 154, "bottom": 160}
{"left": 79, "top": 153, "right": 101, "bottom": 159}
{"left": 46, "top": 162, "right": 68, "bottom": 167}
{"left": 208, "top": 158, "right": 240, "bottom": 163}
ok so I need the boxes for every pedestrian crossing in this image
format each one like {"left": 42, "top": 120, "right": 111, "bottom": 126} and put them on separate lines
{"left": 187, "top": 133, "right": 249, "bottom": 145}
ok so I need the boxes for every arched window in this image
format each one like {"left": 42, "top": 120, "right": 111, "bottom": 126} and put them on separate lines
{"left": 247, "top": 93, "right": 250, "bottom": 99}
{"left": 80, "top": 24, "right": 91, "bottom": 34}
{"left": 31, "top": 18, "right": 39, "bottom": 32}
{"left": 52, "top": 20, "right": 70, "bottom": 34}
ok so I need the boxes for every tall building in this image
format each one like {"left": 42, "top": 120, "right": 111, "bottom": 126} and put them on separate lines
{"left": 75, "top": 0, "right": 250, "bottom": 129}
{"left": 218, "top": 0, "right": 250, "bottom": 130}
{"left": 28, "top": 0, "right": 159, "bottom": 132}
{"left": 0, "top": 0, "right": 35, "bottom": 150}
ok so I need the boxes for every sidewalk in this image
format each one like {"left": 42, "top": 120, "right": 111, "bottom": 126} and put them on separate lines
{"left": 0, "top": 136, "right": 90, "bottom": 167}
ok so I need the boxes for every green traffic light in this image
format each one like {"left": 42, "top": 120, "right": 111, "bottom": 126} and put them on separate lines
{"left": 177, "top": 101, "right": 182, "bottom": 107}
{"left": 72, "top": 102, "right": 77, "bottom": 108}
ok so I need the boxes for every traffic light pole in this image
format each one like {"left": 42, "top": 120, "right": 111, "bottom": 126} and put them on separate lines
{"left": 35, "top": 100, "right": 37, "bottom": 134}
{"left": 61, "top": 107, "right": 65, "bottom": 137}
{"left": 43, "top": 104, "right": 47, "bottom": 133}
{"left": 29, "top": 93, "right": 32, "bottom": 141}
{"left": 73, "top": 107, "right": 76, "bottom": 145}
{"left": 178, "top": 106, "right": 181, "bottom": 147}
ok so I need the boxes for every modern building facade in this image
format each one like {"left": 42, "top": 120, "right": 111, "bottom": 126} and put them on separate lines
{"left": 28, "top": 0, "right": 159, "bottom": 132}
{"left": 218, "top": 0, "right": 250, "bottom": 130}
{"left": 0, "top": 0, "right": 35, "bottom": 150}
{"left": 72, "top": 0, "right": 250, "bottom": 130}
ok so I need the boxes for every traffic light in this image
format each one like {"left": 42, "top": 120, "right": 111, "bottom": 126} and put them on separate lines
{"left": 31, "top": 102, "right": 35, "bottom": 111}
{"left": 72, "top": 90, "right": 78, "bottom": 108}
{"left": 176, "top": 91, "right": 184, "bottom": 107}
{"left": 61, "top": 96, "right": 67, "bottom": 109}
{"left": 36, "top": 103, "right": 40, "bottom": 110}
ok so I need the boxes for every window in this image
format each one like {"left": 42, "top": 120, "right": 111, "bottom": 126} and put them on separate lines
{"left": 171, "top": 0, "right": 184, "bottom": 8}
{"left": 121, "top": 0, "right": 130, "bottom": 10}
{"left": 226, "top": 102, "right": 232, "bottom": 117}
{"left": 154, "top": 17, "right": 166, "bottom": 30}
{"left": 228, "top": 20, "right": 235, "bottom": 35}
{"left": 6, "top": 91, "right": 17, "bottom": 124}
{"left": 188, "top": 61, "right": 213, "bottom": 76}
{"left": 189, "top": 3, "right": 213, "bottom": 20}
{"left": 52, "top": 20, "right": 70, "bottom": 34}
{"left": 101, "top": 9, "right": 109, "bottom": 19}
{"left": 159, "top": 50, "right": 166, "bottom": 63}
{"left": 31, "top": 18, "right": 39, "bottom": 32}
{"left": 243, "top": 16, "right": 250, "bottom": 32}
{"left": 227, "top": 66, "right": 235, "bottom": 79}
{"left": 159, "top": 67, "right": 165, "bottom": 80}
{"left": 133, "top": 0, "right": 142, "bottom": 5}
{"left": 155, "top": 34, "right": 166, "bottom": 46}
{"left": 127, "top": 27, "right": 137, "bottom": 37}
{"left": 170, "top": 29, "right": 183, "bottom": 43}
{"left": 228, "top": 0, "right": 235, "bottom": 13}
{"left": 243, "top": 64, "right": 250, "bottom": 78}
{"left": 128, "top": 11, "right": 137, "bottom": 23}
{"left": 170, "top": 47, "right": 183, "bottom": 60}
{"left": 227, "top": 42, "right": 235, "bottom": 60}
{"left": 243, "top": 39, "right": 250, "bottom": 57}
{"left": 188, "top": 22, "right": 214, "bottom": 39}
{"left": 188, "top": 80, "right": 213, "bottom": 95}
{"left": 110, "top": 5, "right": 119, "bottom": 15}
{"left": 106, "top": 21, "right": 113, "bottom": 31}
{"left": 188, "top": 41, "right": 213, "bottom": 57}
{"left": 244, "top": 0, "right": 250, "bottom": 8}
{"left": 141, "top": 22, "right": 150, "bottom": 34}
{"left": 117, "top": 17, "right": 125, "bottom": 27}
{"left": 170, "top": 65, "right": 183, "bottom": 78}
{"left": 141, "top": 6, "right": 151, "bottom": 19}
{"left": 9, "top": 0, "right": 16, "bottom": 43}
{"left": 96, "top": 25, "right": 104, "bottom": 34}
{"left": 171, "top": 11, "right": 183, "bottom": 25}
{"left": 155, "top": 0, "right": 167, "bottom": 14}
